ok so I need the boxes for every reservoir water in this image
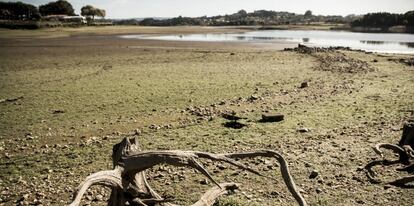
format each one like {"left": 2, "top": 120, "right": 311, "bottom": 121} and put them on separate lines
{"left": 121, "top": 30, "right": 414, "bottom": 54}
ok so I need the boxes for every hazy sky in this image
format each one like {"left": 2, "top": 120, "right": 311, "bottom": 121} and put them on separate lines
{"left": 10, "top": 0, "right": 414, "bottom": 19}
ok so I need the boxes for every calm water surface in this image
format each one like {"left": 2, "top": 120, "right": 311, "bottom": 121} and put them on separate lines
{"left": 121, "top": 30, "right": 414, "bottom": 54}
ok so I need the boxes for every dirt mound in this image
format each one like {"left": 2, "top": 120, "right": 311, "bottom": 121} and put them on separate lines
{"left": 285, "top": 44, "right": 374, "bottom": 73}
{"left": 284, "top": 44, "right": 353, "bottom": 54}
{"left": 316, "top": 52, "right": 374, "bottom": 73}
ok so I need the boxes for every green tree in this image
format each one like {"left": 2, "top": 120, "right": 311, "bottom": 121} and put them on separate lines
{"left": 81, "top": 5, "right": 106, "bottom": 20}
{"left": 0, "top": 2, "right": 40, "bottom": 20}
{"left": 351, "top": 12, "right": 404, "bottom": 27}
{"left": 39, "top": 0, "right": 75, "bottom": 16}
{"left": 237, "top": 9, "right": 247, "bottom": 16}
{"left": 404, "top": 11, "right": 414, "bottom": 26}
{"left": 305, "top": 10, "right": 312, "bottom": 16}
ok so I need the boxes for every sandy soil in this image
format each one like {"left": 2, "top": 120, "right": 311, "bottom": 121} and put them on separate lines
{"left": 0, "top": 26, "right": 413, "bottom": 206}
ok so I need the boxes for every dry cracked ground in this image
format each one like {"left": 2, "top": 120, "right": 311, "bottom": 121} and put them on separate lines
{"left": 0, "top": 29, "right": 413, "bottom": 205}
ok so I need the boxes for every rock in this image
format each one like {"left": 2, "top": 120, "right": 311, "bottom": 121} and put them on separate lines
{"left": 248, "top": 95, "right": 260, "bottom": 101}
{"left": 149, "top": 124, "right": 160, "bottom": 130}
{"left": 316, "top": 188, "right": 323, "bottom": 194}
{"left": 22, "top": 194, "right": 29, "bottom": 200}
{"left": 95, "top": 194, "right": 103, "bottom": 201}
{"left": 134, "top": 129, "right": 142, "bottom": 135}
{"left": 309, "top": 170, "right": 319, "bottom": 179}
{"left": 86, "top": 195, "right": 93, "bottom": 201}
{"left": 217, "top": 164, "right": 227, "bottom": 170}
{"left": 200, "top": 179, "right": 209, "bottom": 185}
{"left": 300, "top": 81, "right": 309, "bottom": 88}
{"left": 26, "top": 135, "right": 36, "bottom": 140}
{"left": 298, "top": 128, "right": 311, "bottom": 133}
{"left": 52, "top": 110, "right": 65, "bottom": 114}
{"left": 304, "top": 162, "right": 312, "bottom": 168}
{"left": 261, "top": 114, "right": 284, "bottom": 122}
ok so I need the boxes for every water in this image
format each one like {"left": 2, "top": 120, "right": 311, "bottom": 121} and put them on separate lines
{"left": 121, "top": 30, "right": 414, "bottom": 54}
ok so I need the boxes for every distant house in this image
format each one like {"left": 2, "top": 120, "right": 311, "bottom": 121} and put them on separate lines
{"left": 63, "top": 16, "right": 86, "bottom": 24}
{"left": 42, "top": 15, "right": 86, "bottom": 24}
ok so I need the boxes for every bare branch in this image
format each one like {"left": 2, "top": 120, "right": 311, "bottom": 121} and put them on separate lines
{"left": 223, "top": 150, "right": 308, "bottom": 206}
{"left": 192, "top": 183, "right": 239, "bottom": 206}
{"left": 373, "top": 143, "right": 406, "bottom": 158}
{"left": 69, "top": 169, "right": 123, "bottom": 206}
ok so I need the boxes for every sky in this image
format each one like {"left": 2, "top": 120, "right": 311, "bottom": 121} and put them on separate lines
{"left": 7, "top": 0, "right": 414, "bottom": 19}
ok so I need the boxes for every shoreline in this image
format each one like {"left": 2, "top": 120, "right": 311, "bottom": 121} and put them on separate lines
{"left": 1, "top": 26, "right": 412, "bottom": 55}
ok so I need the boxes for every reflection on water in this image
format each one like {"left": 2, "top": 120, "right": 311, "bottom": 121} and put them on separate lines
{"left": 235, "top": 36, "right": 284, "bottom": 41}
{"left": 360, "top": 40, "right": 385, "bottom": 45}
{"left": 121, "top": 30, "right": 414, "bottom": 54}
{"left": 400, "top": 42, "right": 414, "bottom": 48}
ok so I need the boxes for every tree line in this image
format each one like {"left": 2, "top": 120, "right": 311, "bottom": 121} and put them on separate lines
{"left": 134, "top": 10, "right": 359, "bottom": 27}
{"left": 134, "top": 10, "right": 414, "bottom": 32}
{"left": 0, "top": 0, "right": 105, "bottom": 21}
{"left": 351, "top": 11, "right": 414, "bottom": 28}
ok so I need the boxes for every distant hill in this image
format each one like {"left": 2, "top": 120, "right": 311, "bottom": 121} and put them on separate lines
{"left": 113, "top": 10, "right": 361, "bottom": 26}
{"left": 112, "top": 17, "right": 172, "bottom": 25}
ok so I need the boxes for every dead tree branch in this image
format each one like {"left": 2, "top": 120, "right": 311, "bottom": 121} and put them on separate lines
{"left": 69, "top": 137, "right": 308, "bottom": 206}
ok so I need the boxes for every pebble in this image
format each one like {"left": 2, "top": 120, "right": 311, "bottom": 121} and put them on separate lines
{"left": 200, "top": 179, "right": 209, "bottom": 185}
{"left": 309, "top": 170, "right": 319, "bottom": 179}
{"left": 316, "top": 188, "right": 323, "bottom": 194}
{"left": 95, "top": 194, "right": 103, "bottom": 201}
{"left": 300, "top": 81, "right": 309, "bottom": 88}
{"left": 217, "top": 164, "right": 227, "bottom": 170}
{"left": 134, "top": 129, "right": 142, "bottom": 135}
{"left": 298, "top": 128, "right": 311, "bottom": 133}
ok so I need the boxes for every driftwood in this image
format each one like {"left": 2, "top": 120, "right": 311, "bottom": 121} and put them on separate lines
{"left": 69, "top": 137, "right": 308, "bottom": 206}
{"left": 365, "top": 114, "right": 414, "bottom": 187}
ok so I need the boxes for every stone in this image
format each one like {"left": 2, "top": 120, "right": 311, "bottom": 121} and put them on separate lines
{"left": 298, "top": 128, "right": 311, "bottom": 133}
{"left": 95, "top": 194, "right": 103, "bottom": 201}
{"left": 309, "top": 170, "right": 319, "bottom": 179}
{"left": 217, "top": 164, "right": 227, "bottom": 170}
{"left": 300, "top": 81, "right": 309, "bottom": 88}
{"left": 200, "top": 179, "right": 209, "bottom": 185}
{"left": 134, "top": 129, "right": 142, "bottom": 135}
{"left": 261, "top": 114, "right": 284, "bottom": 122}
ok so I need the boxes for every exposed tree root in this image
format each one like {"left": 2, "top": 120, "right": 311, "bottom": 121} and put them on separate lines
{"left": 69, "top": 137, "right": 308, "bottom": 206}
{"left": 365, "top": 143, "right": 414, "bottom": 187}
{"left": 364, "top": 114, "right": 414, "bottom": 188}
{"left": 365, "top": 159, "right": 401, "bottom": 184}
